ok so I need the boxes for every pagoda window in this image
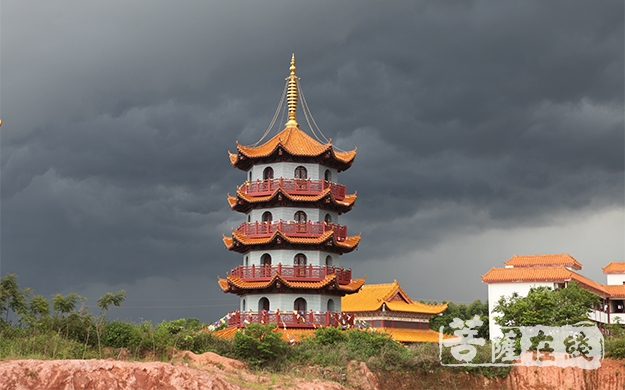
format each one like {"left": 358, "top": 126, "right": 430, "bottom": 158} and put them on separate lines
{"left": 327, "top": 299, "right": 335, "bottom": 312}
{"left": 247, "top": 215, "right": 251, "bottom": 223}
{"left": 242, "top": 299, "right": 246, "bottom": 311}
{"left": 263, "top": 167, "right": 274, "bottom": 180}
{"left": 244, "top": 256, "right": 249, "bottom": 266}
{"left": 294, "top": 211, "right": 307, "bottom": 223}
{"left": 325, "top": 255, "right": 333, "bottom": 266}
{"left": 262, "top": 211, "right": 273, "bottom": 223}
{"left": 294, "top": 298, "right": 307, "bottom": 313}
{"left": 324, "top": 169, "right": 331, "bottom": 182}
{"left": 294, "top": 166, "right": 307, "bottom": 179}
{"left": 324, "top": 214, "right": 332, "bottom": 224}
{"left": 261, "top": 254, "right": 272, "bottom": 266}
{"left": 294, "top": 253, "right": 307, "bottom": 266}
{"left": 248, "top": 171, "right": 252, "bottom": 181}
{"left": 258, "top": 297, "right": 269, "bottom": 312}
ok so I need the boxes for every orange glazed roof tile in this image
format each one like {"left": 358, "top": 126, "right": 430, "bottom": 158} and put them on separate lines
{"left": 604, "top": 284, "right": 625, "bottom": 298}
{"left": 378, "top": 328, "right": 454, "bottom": 343}
{"left": 218, "top": 273, "right": 366, "bottom": 293}
{"left": 504, "top": 254, "right": 582, "bottom": 270}
{"left": 223, "top": 231, "right": 361, "bottom": 252}
{"left": 481, "top": 266, "right": 608, "bottom": 295}
{"left": 229, "top": 126, "right": 357, "bottom": 168}
{"left": 603, "top": 262, "right": 625, "bottom": 274}
{"left": 229, "top": 188, "right": 357, "bottom": 208}
{"left": 342, "top": 280, "right": 447, "bottom": 315}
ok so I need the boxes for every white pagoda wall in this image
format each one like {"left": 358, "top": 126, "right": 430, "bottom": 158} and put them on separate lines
{"left": 242, "top": 249, "right": 339, "bottom": 267}
{"left": 247, "top": 208, "right": 339, "bottom": 224}
{"left": 248, "top": 162, "right": 337, "bottom": 182}
{"left": 240, "top": 293, "right": 341, "bottom": 313}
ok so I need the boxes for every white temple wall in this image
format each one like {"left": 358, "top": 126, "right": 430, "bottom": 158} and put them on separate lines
{"left": 243, "top": 250, "right": 340, "bottom": 267}
{"left": 247, "top": 208, "right": 338, "bottom": 224}
{"left": 240, "top": 293, "right": 342, "bottom": 313}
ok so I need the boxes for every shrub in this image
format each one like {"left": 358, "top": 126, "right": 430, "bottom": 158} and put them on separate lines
{"left": 234, "top": 323, "right": 288, "bottom": 367}
{"left": 606, "top": 336, "right": 625, "bottom": 359}
{"left": 104, "top": 320, "right": 142, "bottom": 349}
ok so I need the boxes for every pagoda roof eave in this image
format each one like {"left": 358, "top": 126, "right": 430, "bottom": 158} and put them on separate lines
{"left": 229, "top": 127, "right": 356, "bottom": 171}
{"left": 228, "top": 187, "right": 357, "bottom": 213}
{"left": 223, "top": 230, "right": 361, "bottom": 253}
{"left": 218, "top": 273, "right": 365, "bottom": 294}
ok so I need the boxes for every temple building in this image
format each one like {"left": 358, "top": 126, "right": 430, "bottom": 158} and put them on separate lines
{"left": 482, "top": 254, "right": 625, "bottom": 339}
{"left": 218, "top": 55, "right": 365, "bottom": 329}
{"left": 342, "top": 280, "right": 448, "bottom": 342}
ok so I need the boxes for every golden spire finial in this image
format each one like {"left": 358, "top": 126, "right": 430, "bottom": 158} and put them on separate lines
{"left": 285, "top": 53, "right": 300, "bottom": 128}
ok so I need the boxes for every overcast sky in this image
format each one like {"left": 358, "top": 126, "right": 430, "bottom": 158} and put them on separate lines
{"left": 1, "top": 1, "right": 623, "bottom": 323}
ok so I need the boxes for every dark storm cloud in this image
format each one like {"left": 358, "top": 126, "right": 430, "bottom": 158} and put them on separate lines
{"left": 1, "top": 0, "right": 622, "bottom": 322}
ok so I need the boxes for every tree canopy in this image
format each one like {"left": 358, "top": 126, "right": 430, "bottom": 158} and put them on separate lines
{"left": 493, "top": 281, "right": 600, "bottom": 328}
{"left": 429, "top": 299, "right": 489, "bottom": 339}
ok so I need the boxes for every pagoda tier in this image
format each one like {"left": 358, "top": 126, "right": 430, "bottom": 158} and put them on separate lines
{"left": 227, "top": 178, "right": 356, "bottom": 214}
{"left": 218, "top": 267, "right": 365, "bottom": 295}
{"left": 223, "top": 229, "right": 360, "bottom": 254}
{"left": 229, "top": 126, "right": 357, "bottom": 172}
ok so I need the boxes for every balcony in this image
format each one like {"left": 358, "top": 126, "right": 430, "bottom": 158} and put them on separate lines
{"left": 226, "top": 309, "right": 355, "bottom": 329}
{"left": 240, "top": 178, "right": 346, "bottom": 201}
{"left": 235, "top": 220, "right": 348, "bottom": 242}
{"left": 229, "top": 264, "right": 353, "bottom": 285}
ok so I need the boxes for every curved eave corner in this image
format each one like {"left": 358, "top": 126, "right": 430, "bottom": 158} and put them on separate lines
{"left": 217, "top": 276, "right": 230, "bottom": 292}
{"left": 339, "top": 277, "right": 366, "bottom": 294}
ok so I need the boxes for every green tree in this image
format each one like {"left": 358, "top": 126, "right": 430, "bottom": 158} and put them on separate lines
{"left": 52, "top": 292, "right": 86, "bottom": 340}
{"left": 95, "top": 290, "right": 126, "bottom": 357}
{"left": 493, "top": 281, "right": 599, "bottom": 327}
{"left": 0, "top": 274, "right": 30, "bottom": 323}
{"left": 430, "top": 299, "right": 489, "bottom": 339}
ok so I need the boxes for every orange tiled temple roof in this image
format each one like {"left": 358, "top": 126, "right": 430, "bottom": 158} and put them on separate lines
{"left": 342, "top": 280, "right": 447, "bottom": 315}
{"left": 223, "top": 230, "right": 361, "bottom": 252}
{"left": 227, "top": 188, "right": 357, "bottom": 210}
{"left": 604, "top": 284, "right": 625, "bottom": 298}
{"left": 378, "top": 328, "right": 454, "bottom": 343}
{"left": 481, "top": 266, "right": 608, "bottom": 295}
{"left": 218, "top": 273, "right": 366, "bottom": 294}
{"left": 504, "top": 254, "right": 582, "bottom": 270}
{"left": 229, "top": 126, "right": 357, "bottom": 170}
{"left": 603, "top": 262, "right": 625, "bottom": 274}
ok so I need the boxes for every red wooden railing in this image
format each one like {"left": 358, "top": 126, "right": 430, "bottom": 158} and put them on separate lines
{"left": 234, "top": 220, "right": 348, "bottom": 242}
{"left": 240, "top": 178, "right": 346, "bottom": 200}
{"left": 229, "top": 264, "right": 352, "bottom": 285}
{"left": 226, "top": 309, "right": 355, "bottom": 329}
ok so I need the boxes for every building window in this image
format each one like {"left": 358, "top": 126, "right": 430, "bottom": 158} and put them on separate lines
{"left": 242, "top": 299, "right": 246, "bottom": 311}
{"left": 247, "top": 214, "right": 251, "bottom": 223}
{"left": 263, "top": 167, "right": 274, "bottom": 180}
{"left": 294, "top": 166, "right": 307, "bottom": 179}
{"left": 261, "top": 254, "right": 272, "bottom": 266}
{"left": 324, "top": 214, "right": 332, "bottom": 224}
{"left": 258, "top": 297, "right": 270, "bottom": 312}
{"left": 325, "top": 255, "right": 333, "bottom": 266}
{"left": 294, "top": 211, "right": 307, "bottom": 223}
{"left": 294, "top": 253, "right": 307, "bottom": 266}
{"left": 327, "top": 299, "right": 335, "bottom": 312}
{"left": 324, "top": 169, "right": 331, "bottom": 182}
{"left": 294, "top": 298, "right": 307, "bottom": 312}
{"left": 244, "top": 256, "right": 249, "bottom": 266}
{"left": 262, "top": 211, "right": 272, "bottom": 223}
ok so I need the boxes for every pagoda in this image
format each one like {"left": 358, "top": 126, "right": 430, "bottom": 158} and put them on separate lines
{"left": 218, "top": 55, "right": 365, "bottom": 329}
